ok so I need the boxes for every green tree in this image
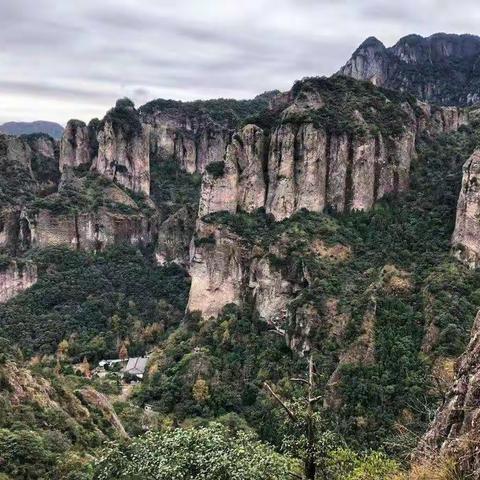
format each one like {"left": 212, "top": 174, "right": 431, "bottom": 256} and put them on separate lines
{"left": 93, "top": 423, "right": 296, "bottom": 480}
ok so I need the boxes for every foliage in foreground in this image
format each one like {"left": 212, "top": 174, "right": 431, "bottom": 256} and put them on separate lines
{"left": 93, "top": 423, "right": 296, "bottom": 480}
{"left": 93, "top": 423, "right": 402, "bottom": 480}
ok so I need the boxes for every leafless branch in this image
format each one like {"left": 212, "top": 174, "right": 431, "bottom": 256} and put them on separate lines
{"left": 290, "top": 377, "right": 310, "bottom": 385}
{"left": 263, "top": 382, "right": 296, "bottom": 421}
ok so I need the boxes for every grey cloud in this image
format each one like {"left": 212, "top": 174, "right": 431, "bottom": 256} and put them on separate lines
{"left": 1, "top": 0, "right": 480, "bottom": 124}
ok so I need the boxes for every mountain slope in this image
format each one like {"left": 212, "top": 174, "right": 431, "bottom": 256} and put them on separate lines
{"left": 0, "top": 121, "right": 64, "bottom": 139}
{"left": 339, "top": 33, "right": 480, "bottom": 106}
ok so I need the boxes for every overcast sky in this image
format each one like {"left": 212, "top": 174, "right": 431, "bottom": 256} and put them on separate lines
{"left": 1, "top": 0, "right": 480, "bottom": 125}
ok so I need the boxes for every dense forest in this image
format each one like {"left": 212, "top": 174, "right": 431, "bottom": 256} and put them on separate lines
{"left": 1, "top": 116, "right": 479, "bottom": 478}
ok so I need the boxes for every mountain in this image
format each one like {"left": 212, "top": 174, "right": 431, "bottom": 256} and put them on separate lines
{"left": 339, "top": 33, "right": 480, "bottom": 106}
{"left": 0, "top": 120, "right": 64, "bottom": 139}
{"left": 4, "top": 36, "right": 480, "bottom": 478}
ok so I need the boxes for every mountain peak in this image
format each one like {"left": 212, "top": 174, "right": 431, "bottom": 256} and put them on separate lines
{"left": 340, "top": 32, "right": 480, "bottom": 106}
{"left": 354, "top": 36, "right": 386, "bottom": 54}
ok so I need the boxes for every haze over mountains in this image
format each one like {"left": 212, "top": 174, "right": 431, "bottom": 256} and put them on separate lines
{"left": 0, "top": 120, "right": 64, "bottom": 139}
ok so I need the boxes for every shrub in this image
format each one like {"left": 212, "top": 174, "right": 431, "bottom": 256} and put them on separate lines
{"left": 206, "top": 161, "right": 226, "bottom": 178}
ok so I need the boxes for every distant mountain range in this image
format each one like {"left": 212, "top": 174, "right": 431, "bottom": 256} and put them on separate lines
{"left": 339, "top": 33, "right": 480, "bottom": 106}
{"left": 0, "top": 120, "right": 64, "bottom": 139}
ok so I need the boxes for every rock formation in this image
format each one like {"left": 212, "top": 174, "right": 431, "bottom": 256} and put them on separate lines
{"left": 145, "top": 109, "right": 229, "bottom": 174}
{"left": 188, "top": 76, "right": 469, "bottom": 320}
{"left": 95, "top": 122, "right": 150, "bottom": 196}
{"left": 60, "top": 119, "right": 94, "bottom": 171}
{"left": 187, "top": 221, "right": 245, "bottom": 319}
{"left": 452, "top": 149, "right": 480, "bottom": 267}
{"left": 20, "top": 206, "right": 154, "bottom": 253}
{"left": 340, "top": 33, "right": 480, "bottom": 106}
{"left": 417, "top": 310, "right": 480, "bottom": 477}
{"left": 155, "top": 206, "right": 196, "bottom": 266}
{"left": 0, "top": 261, "right": 37, "bottom": 303}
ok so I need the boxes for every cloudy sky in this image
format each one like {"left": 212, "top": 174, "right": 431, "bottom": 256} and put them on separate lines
{"left": 1, "top": 0, "right": 480, "bottom": 125}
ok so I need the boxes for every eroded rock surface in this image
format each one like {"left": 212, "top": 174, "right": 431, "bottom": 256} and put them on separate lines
{"left": 452, "top": 149, "right": 480, "bottom": 267}
{"left": 418, "top": 310, "right": 480, "bottom": 477}
{"left": 0, "top": 261, "right": 37, "bottom": 303}
{"left": 340, "top": 33, "right": 480, "bottom": 106}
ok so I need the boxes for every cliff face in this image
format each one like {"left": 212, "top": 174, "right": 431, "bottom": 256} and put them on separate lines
{"left": 21, "top": 207, "right": 154, "bottom": 252}
{"left": 340, "top": 33, "right": 480, "bottom": 106}
{"left": 60, "top": 119, "right": 94, "bottom": 171}
{"left": 418, "top": 310, "right": 480, "bottom": 477}
{"left": 452, "top": 149, "right": 480, "bottom": 267}
{"left": 95, "top": 120, "right": 150, "bottom": 196}
{"left": 187, "top": 76, "right": 469, "bottom": 320}
{"left": 187, "top": 221, "right": 246, "bottom": 318}
{"left": 142, "top": 106, "right": 230, "bottom": 174}
{"left": 0, "top": 261, "right": 37, "bottom": 303}
{"left": 196, "top": 78, "right": 467, "bottom": 222}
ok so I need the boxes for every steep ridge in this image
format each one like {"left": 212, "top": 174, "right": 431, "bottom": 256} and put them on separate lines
{"left": 188, "top": 76, "right": 469, "bottom": 319}
{"left": 417, "top": 310, "right": 480, "bottom": 477}
{"left": 452, "top": 147, "right": 480, "bottom": 267}
{"left": 340, "top": 33, "right": 480, "bottom": 106}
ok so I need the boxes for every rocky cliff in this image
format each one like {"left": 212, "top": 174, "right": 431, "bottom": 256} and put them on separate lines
{"left": 187, "top": 76, "right": 469, "bottom": 320}
{"left": 452, "top": 148, "right": 480, "bottom": 267}
{"left": 0, "top": 261, "right": 37, "bottom": 303}
{"left": 340, "top": 33, "right": 480, "bottom": 106}
{"left": 139, "top": 95, "right": 272, "bottom": 174}
{"left": 196, "top": 77, "right": 467, "bottom": 222}
{"left": 60, "top": 119, "right": 97, "bottom": 172}
{"left": 418, "top": 310, "right": 480, "bottom": 477}
{"left": 94, "top": 100, "right": 150, "bottom": 196}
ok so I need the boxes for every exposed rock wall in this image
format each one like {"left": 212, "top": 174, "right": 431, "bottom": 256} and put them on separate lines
{"left": 0, "top": 261, "right": 37, "bottom": 303}
{"left": 187, "top": 221, "right": 245, "bottom": 318}
{"left": 417, "top": 310, "right": 480, "bottom": 477}
{"left": 452, "top": 149, "right": 480, "bottom": 267}
{"left": 95, "top": 121, "right": 150, "bottom": 196}
{"left": 198, "top": 124, "right": 266, "bottom": 217}
{"left": 155, "top": 206, "right": 196, "bottom": 266}
{"left": 339, "top": 33, "right": 480, "bottom": 106}
{"left": 142, "top": 108, "right": 230, "bottom": 174}
{"left": 196, "top": 104, "right": 465, "bottom": 222}
{"left": 60, "top": 119, "right": 93, "bottom": 171}
{"left": 21, "top": 208, "right": 154, "bottom": 252}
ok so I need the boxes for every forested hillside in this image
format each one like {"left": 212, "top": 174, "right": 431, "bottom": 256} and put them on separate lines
{"left": 2, "top": 40, "right": 480, "bottom": 478}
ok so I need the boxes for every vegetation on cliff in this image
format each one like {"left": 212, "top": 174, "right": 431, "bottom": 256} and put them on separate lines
{"left": 0, "top": 245, "right": 190, "bottom": 360}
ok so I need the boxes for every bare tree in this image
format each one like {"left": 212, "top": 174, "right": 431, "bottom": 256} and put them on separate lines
{"left": 264, "top": 355, "right": 325, "bottom": 480}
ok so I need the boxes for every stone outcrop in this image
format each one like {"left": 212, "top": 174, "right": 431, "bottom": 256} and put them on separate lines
{"left": 195, "top": 87, "right": 467, "bottom": 222}
{"left": 452, "top": 149, "right": 480, "bottom": 267}
{"left": 141, "top": 104, "right": 230, "bottom": 174}
{"left": 21, "top": 207, "right": 154, "bottom": 252}
{"left": 60, "top": 119, "right": 93, "bottom": 171}
{"left": 155, "top": 206, "right": 196, "bottom": 266}
{"left": 0, "top": 261, "right": 37, "bottom": 303}
{"left": 187, "top": 221, "right": 245, "bottom": 318}
{"left": 340, "top": 33, "right": 480, "bottom": 106}
{"left": 197, "top": 124, "right": 266, "bottom": 217}
{"left": 95, "top": 120, "right": 150, "bottom": 196}
{"left": 417, "top": 310, "right": 480, "bottom": 477}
